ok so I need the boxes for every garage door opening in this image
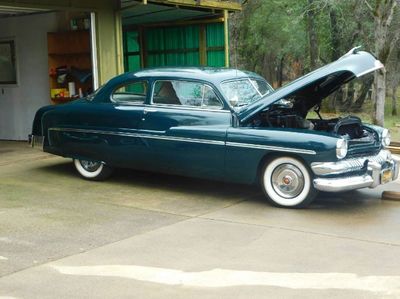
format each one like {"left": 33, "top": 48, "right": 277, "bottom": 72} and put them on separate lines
{"left": 121, "top": 1, "right": 233, "bottom": 72}
{"left": 0, "top": 7, "right": 97, "bottom": 140}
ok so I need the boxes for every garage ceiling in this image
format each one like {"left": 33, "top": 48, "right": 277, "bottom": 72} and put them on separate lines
{"left": 0, "top": 6, "right": 51, "bottom": 18}
{"left": 121, "top": 0, "right": 221, "bottom": 26}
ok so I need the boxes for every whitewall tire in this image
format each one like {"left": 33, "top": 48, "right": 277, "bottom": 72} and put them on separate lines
{"left": 73, "top": 159, "right": 113, "bottom": 181}
{"left": 261, "top": 156, "right": 317, "bottom": 208}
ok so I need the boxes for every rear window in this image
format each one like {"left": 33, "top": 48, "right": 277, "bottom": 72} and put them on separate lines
{"left": 112, "top": 81, "right": 148, "bottom": 104}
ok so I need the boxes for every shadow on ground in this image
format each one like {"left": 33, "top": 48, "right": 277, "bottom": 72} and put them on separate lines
{"left": 35, "top": 160, "right": 386, "bottom": 212}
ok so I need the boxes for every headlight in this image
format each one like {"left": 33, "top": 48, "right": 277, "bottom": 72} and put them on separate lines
{"left": 336, "top": 138, "right": 348, "bottom": 159}
{"left": 382, "top": 129, "right": 391, "bottom": 147}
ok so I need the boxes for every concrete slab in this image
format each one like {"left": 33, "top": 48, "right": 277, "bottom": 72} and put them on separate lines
{"left": 202, "top": 180, "right": 400, "bottom": 246}
{"left": 1, "top": 218, "right": 400, "bottom": 298}
{"left": 1, "top": 141, "right": 400, "bottom": 298}
{"left": 0, "top": 142, "right": 253, "bottom": 277}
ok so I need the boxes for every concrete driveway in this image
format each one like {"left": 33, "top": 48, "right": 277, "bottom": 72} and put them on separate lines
{"left": 1, "top": 141, "right": 400, "bottom": 298}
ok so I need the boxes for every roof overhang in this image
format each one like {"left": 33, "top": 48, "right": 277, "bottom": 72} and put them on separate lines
{"left": 121, "top": 0, "right": 241, "bottom": 26}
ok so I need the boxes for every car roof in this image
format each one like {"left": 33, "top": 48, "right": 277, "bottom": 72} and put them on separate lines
{"left": 111, "top": 67, "right": 265, "bottom": 84}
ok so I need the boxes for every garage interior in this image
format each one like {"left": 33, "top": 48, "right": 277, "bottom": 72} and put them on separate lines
{"left": 0, "top": 0, "right": 240, "bottom": 141}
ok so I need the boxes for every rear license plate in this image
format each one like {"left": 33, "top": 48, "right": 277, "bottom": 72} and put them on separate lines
{"left": 381, "top": 169, "right": 393, "bottom": 184}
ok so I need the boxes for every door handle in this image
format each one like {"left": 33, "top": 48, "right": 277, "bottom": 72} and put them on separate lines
{"left": 144, "top": 108, "right": 157, "bottom": 114}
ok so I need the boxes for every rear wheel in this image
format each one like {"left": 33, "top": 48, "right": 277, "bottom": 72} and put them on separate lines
{"left": 73, "top": 159, "right": 113, "bottom": 181}
{"left": 261, "top": 156, "right": 317, "bottom": 208}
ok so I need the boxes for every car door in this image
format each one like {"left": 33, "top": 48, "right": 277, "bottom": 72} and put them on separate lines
{"left": 46, "top": 80, "right": 150, "bottom": 166}
{"left": 101, "top": 79, "right": 155, "bottom": 168}
{"left": 138, "top": 79, "right": 231, "bottom": 180}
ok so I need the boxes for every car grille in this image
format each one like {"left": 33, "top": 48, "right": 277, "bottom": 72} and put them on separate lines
{"left": 341, "top": 150, "right": 389, "bottom": 172}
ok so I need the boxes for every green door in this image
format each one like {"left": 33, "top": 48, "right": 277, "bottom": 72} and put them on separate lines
{"left": 123, "top": 22, "right": 226, "bottom": 71}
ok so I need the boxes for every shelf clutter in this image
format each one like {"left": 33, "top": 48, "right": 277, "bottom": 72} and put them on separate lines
{"left": 47, "top": 30, "right": 92, "bottom": 104}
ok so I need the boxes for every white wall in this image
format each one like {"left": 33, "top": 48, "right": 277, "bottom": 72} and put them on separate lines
{"left": 0, "top": 13, "right": 58, "bottom": 140}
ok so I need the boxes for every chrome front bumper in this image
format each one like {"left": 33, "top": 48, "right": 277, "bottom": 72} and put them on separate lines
{"left": 312, "top": 150, "right": 399, "bottom": 192}
{"left": 28, "top": 134, "right": 44, "bottom": 151}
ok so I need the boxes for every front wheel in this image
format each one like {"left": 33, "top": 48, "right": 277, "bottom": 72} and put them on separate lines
{"left": 73, "top": 159, "right": 113, "bottom": 181}
{"left": 261, "top": 156, "right": 317, "bottom": 208}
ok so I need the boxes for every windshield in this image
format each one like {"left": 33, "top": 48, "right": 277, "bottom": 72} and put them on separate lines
{"left": 221, "top": 78, "right": 273, "bottom": 108}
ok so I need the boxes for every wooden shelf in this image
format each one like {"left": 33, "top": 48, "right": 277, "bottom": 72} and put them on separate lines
{"left": 47, "top": 30, "right": 93, "bottom": 105}
{"left": 47, "top": 31, "right": 91, "bottom": 55}
{"left": 48, "top": 52, "right": 91, "bottom": 56}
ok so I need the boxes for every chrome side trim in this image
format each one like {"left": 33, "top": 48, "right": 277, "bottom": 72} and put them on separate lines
{"left": 48, "top": 127, "right": 317, "bottom": 155}
{"left": 226, "top": 141, "right": 316, "bottom": 155}
{"left": 48, "top": 127, "right": 225, "bottom": 146}
{"left": 149, "top": 103, "right": 230, "bottom": 113}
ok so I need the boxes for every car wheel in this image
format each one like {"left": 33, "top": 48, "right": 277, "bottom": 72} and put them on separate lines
{"left": 73, "top": 159, "right": 113, "bottom": 181}
{"left": 261, "top": 156, "right": 317, "bottom": 208}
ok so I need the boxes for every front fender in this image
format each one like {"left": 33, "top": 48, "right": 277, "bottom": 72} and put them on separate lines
{"left": 225, "top": 127, "right": 338, "bottom": 184}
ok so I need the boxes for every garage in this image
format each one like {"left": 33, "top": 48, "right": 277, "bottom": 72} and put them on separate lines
{"left": 0, "top": 0, "right": 121, "bottom": 141}
{"left": 0, "top": 0, "right": 240, "bottom": 141}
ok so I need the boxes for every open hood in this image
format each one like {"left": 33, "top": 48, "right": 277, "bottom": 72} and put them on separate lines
{"left": 237, "top": 48, "right": 384, "bottom": 123}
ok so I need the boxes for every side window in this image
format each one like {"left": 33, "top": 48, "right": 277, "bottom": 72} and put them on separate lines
{"left": 153, "top": 80, "right": 223, "bottom": 109}
{"left": 112, "top": 81, "right": 148, "bottom": 104}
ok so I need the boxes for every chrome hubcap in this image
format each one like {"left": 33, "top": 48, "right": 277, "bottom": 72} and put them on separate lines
{"left": 271, "top": 164, "right": 304, "bottom": 198}
{"left": 80, "top": 160, "right": 101, "bottom": 172}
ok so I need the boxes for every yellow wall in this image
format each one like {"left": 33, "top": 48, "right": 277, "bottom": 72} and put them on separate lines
{"left": 0, "top": 0, "right": 123, "bottom": 84}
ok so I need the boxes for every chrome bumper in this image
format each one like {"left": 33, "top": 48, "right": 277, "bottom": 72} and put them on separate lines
{"left": 28, "top": 134, "right": 44, "bottom": 151}
{"left": 312, "top": 150, "right": 399, "bottom": 192}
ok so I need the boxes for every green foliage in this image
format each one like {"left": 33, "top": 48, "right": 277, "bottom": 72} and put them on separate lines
{"left": 230, "top": 0, "right": 399, "bottom": 137}
{"left": 232, "top": 0, "right": 308, "bottom": 84}
{"left": 231, "top": 0, "right": 381, "bottom": 84}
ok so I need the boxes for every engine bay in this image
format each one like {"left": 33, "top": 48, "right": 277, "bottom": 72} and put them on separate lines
{"left": 247, "top": 100, "right": 377, "bottom": 142}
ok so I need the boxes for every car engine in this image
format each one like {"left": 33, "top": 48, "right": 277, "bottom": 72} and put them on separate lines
{"left": 248, "top": 102, "right": 377, "bottom": 142}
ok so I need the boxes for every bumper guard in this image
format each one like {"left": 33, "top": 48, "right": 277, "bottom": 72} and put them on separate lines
{"left": 312, "top": 150, "right": 399, "bottom": 192}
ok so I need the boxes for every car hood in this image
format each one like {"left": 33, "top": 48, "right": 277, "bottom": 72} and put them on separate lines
{"left": 237, "top": 49, "right": 383, "bottom": 123}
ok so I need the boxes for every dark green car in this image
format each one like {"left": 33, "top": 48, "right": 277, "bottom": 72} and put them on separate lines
{"left": 30, "top": 49, "right": 399, "bottom": 208}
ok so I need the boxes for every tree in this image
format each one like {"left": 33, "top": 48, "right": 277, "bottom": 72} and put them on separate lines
{"left": 387, "top": 45, "right": 400, "bottom": 116}
{"left": 230, "top": 0, "right": 399, "bottom": 124}
{"left": 307, "top": 0, "right": 319, "bottom": 69}
{"left": 229, "top": 0, "right": 308, "bottom": 86}
{"left": 366, "top": 0, "right": 399, "bottom": 125}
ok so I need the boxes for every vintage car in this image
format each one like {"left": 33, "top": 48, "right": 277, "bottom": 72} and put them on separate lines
{"left": 30, "top": 48, "right": 399, "bottom": 208}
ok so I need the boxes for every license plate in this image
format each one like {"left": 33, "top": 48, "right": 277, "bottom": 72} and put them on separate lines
{"left": 381, "top": 169, "right": 393, "bottom": 184}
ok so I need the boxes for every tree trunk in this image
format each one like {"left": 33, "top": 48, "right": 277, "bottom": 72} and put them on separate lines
{"left": 341, "top": 82, "right": 355, "bottom": 111}
{"left": 277, "top": 56, "right": 284, "bottom": 87}
{"left": 372, "top": 0, "right": 397, "bottom": 126}
{"left": 307, "top": 0, "right": 318, "bottom": 70}
{"left": 373, "top": 69, "right": 386, "bottom": 126}
{"left": 329, "top": 6, "right": 340, "bottom": 61}
{"left": 352, "top": 77, "right": 374, "bottom": 111}
{"left": 323, "top": 4, "right": 341, "bottom": 113}
{"left": 392, "top": 85, "right": 398, "bottom": 116}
